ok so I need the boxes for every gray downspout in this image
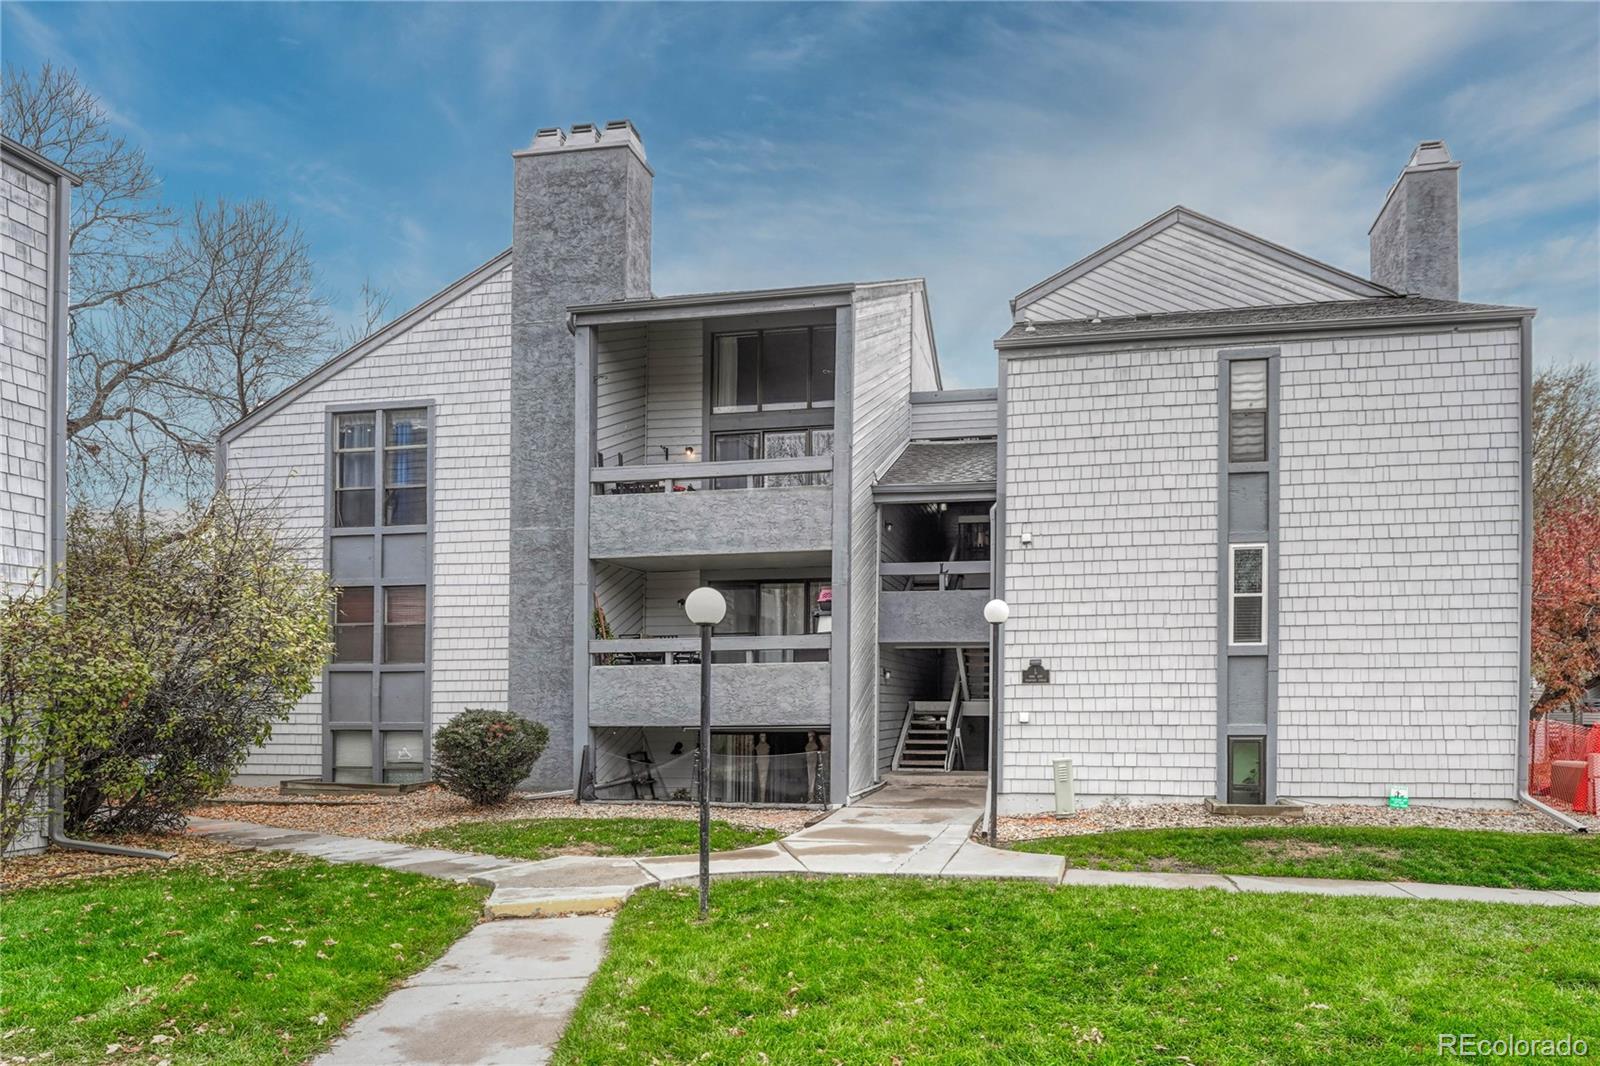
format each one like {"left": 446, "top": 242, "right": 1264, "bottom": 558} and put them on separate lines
{"left": 47, "top": 762, "right": 175, "bottom": 860}
{"left": 38, "top": 162, "right": 173, "bottom": 861}
{"left": 1511, "top": 314, "right": 1587, "bottom": 832}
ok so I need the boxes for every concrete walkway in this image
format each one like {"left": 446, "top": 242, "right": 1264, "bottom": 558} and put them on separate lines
{"left": 185, "top": 779, "right": 1596, "bottom": 1065}
{"left": 186, "top": 780, "right": 1600, "bottom": 911}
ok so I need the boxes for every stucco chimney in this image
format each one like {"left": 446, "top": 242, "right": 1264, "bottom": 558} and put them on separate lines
{"left": 508, "top": 122, "right": 652, "bottom": 790}
{"left": 1369, "top": 140, "right": 1460, "bottom": 300}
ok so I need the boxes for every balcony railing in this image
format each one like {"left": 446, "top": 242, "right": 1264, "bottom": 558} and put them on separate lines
{"left": 880, "top": 560, "right": 991, "bottom": 592}
{"left": 592, "top": 449, "right": 834, "bottom": 494}
{"left": 590, "top": 633, "right": 831, "bottom": 666}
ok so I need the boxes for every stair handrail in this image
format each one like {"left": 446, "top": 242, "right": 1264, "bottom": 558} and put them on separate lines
{"left": 944, "top": 674, "right": 963, "bottom": 771}
{"left": 893, "top": 698, "right": 916, "bottom": 772}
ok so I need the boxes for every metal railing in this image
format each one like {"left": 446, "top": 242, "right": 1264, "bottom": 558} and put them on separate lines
{"left": 880, "top": 559, "right": 991, "bottom": 592}
{"left": 591, "top": 453, "right": 834, "bottom": 494}
{"left": 590, "top": 633, "right": 831, "bottom": 665}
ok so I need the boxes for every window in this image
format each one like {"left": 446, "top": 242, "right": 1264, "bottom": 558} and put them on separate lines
{"left": 332, "top": 730, "right": 373, "bottom": 785}
{"left": 333, "top": 586, "right": 374, "bottom": 663}
{"left": 1228, "top": 359, "right": 1268, "bottom": 463}
{"left": 1230, "top": 544, "right": 1266, "bottom": 645}
{"left": 710, "top": 428, "right": 833, "bottom": 489}
{"left": 384, "top": 586, "right": 426, "bottom": 663}
{"left": 334, "top": 413, "right": 376, "bottom": 526}
{"left": 384, "top": 409, "right": 428, "bottom": 525}
{"left": 1227, "top": 736, "right": 1265, "bottom": 805}
{"left": 383, "top": 731, "right": 426, "bottom": 784}
{"left": 711, "top": 580, "right": 831, "bottom": 663}
{"left": 712, "top": 326, "right": 836, "bottom": 412}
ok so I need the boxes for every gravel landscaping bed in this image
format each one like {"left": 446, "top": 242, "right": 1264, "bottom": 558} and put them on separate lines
{"left": 996, "top": 799, "right": 1586, "bottom": 843}
{"left": 190, "top": 785, "right": 818, "bottom": 840}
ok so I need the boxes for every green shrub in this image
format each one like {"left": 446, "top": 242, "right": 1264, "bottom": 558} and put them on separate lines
{"left": 433, "top": 709, "right": 548, "bottom": 805}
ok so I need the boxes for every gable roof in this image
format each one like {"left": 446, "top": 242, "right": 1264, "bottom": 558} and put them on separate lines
{"left": 1011, "top": 207, "right": 1397, "bottom": 321}
{"left": 217, "top": 248, "right": 512, "bottom": 445}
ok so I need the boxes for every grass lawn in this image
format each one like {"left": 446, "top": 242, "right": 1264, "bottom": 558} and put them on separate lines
{"left": 399, "top": 816, "right": 782, "bottom": 862}
{"left": 554, "top": 876, "right": 1600, "bottom": 1065}
{"left": 1, "top": 852, "right": 485, "bottom": 1065}
{"left": 1010, "top": 826, "right": 1600, "bottom": 891}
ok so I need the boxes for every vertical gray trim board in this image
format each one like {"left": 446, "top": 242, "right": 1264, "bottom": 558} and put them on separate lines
{"left": 1515, "top": 315, "right": 1533, "bottom": 795}
{"left": 992, "top": 360, "right": 1007, "bottom": 795}
{"left": 828, "top": 303, "right": 854, "bottom": 802}
{"left": 1215, "top": 348, "right": 1279, "bottom": 803}
{"left": 573, "top": 325, "right": 594, "bottom": 790}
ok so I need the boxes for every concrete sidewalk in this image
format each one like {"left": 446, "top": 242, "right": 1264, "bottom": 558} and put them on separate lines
{"left": 186, "top": 778, "right": 1600, "bottom": 911}
{"left": 187, "top": 778, "right": 1594, "bottom": 1066}
{"left": 314, "top": 916, "right": 611, "bottom": 1066}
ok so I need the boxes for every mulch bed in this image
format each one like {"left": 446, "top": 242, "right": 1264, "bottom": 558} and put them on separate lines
{"left": 190, "top": 785, "right": 817, "bottom": 840}
{"left": 997, "top": 800, "right": 1585, "bottom": 843}
{"left": 0, "top": 834, "right": 263, "bottom": 893}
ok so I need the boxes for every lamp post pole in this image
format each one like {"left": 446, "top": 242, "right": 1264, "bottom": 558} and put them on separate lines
{"left": 697, "top": 618, "right": 712, "bottom": 917}
{"left": 983, "top": 599, "right": 1009, "bottom": 847}
{"left": 683, "top": 587, "right": 727, "bottom": 921}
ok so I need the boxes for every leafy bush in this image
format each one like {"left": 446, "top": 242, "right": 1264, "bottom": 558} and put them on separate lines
{"left": 432, "top": 709, "right": 549, "bottom": 806}
{"left": 1, "top": 580, "right": 152, "bottom": 851}
{"left": 61, "top": 497, "right": 331, "bottom": 833}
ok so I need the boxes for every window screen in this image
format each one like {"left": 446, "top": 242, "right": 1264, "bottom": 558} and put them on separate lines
{"left": 334, "top": 413, "right": 376, "bottom": 527}
{"left": 384, "top": 409, "right": 428, "bottom": 526}
{"left": 334, "top": 586, "right": 374, "bottom": 663}
{"left": 760, "top": 329, "right": 809, "bottom": 407}
{"left": 384, "top": 586, "right": 427, "bottom": 663}
{"left": 1231, "top": 545, "right": 1266, "bottom": 645}
{"left": 1228, "top": 360, "right": 1268, "bottom": 463}
{"left": 332, "top": 730, "right": 373, "bottom": 784}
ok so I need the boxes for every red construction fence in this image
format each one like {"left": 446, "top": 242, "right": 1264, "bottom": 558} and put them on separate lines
{"left": 1529, "top": 718, "right": 1598, "bottom": 815}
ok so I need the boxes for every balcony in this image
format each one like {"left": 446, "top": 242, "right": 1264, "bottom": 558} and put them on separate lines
{"left": 589, "top": 455, "right": 834, "bottom": 566}
{"left": 878, "top": 561, "right": 992, "bottom": 646}
{"left": 588, "top": 635, "right": 832, "bottom": 729}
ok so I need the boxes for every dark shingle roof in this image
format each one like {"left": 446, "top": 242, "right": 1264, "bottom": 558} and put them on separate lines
{"left": 878, "top": 441, "right": 996, "bottom": 489}
{"left": 999, "top": 296, "right": 1532, "bottom": 346}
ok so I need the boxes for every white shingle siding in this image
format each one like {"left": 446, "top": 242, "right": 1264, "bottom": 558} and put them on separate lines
{"left": 1, "top": 159, "right": 54, "bottom": 595}
{"left": 1002, "top": 346, "right": 1220, "bottom": 804}
{"left": 224, "top": 265, "right": 512, "bottom": 778}
{"left": 1000, "top": 325, "right": 1522, "bottom": 808}
{"left": 1276, "top": 327, "right": 1522, "bottom": 801}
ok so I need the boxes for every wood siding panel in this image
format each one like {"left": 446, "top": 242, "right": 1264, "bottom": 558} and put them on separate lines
{"left": 847, "top": 288, "right": 917, "bottom": 792}
{"left": 1021, "top": 221, "right": 1365, "bottom": 321}
{"left": 645, "top": 320, "right": 703, "bottom": 459}
{"left": 594, "top": 324, "right": 646, "bottom": 466}
{"left": 910, "top": 398, "right": 997, "bottom": 440}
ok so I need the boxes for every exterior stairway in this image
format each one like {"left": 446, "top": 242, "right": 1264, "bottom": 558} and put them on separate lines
{"left": 896, "top": 701, "right": 956, "bottom": 770}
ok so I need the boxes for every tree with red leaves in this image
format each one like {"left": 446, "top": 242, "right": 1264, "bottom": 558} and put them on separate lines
{"left": 1532, "top": 502, "right": 1600, "bottom": 714}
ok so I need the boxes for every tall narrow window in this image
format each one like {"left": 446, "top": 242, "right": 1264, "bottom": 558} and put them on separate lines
{"left": 333, "top": 586, "right": 374, "bottom": 663}
{"left": 810, "top": 327, "right": 836, "bottom": 405}
{"left": 1229, "top": 359, "right": 1268, "bottom": 463}
{"left": 384, "top": 586, "right": 426, "bottom": 663}
{"left": 334, "top": 413, "right": 376, "bottom": 527}
{"left": 1230, "top": 544, "right": 1266, "bottom": 645}
{"left": 384, "top": 409, "right": 428, "bottom": 525}
{"left": 1227, "top": 736, "right": 1265, "bottom": 805}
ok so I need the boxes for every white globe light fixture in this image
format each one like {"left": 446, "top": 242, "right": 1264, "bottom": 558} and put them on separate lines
{"left": 982, "top": 598, "right": 1008, "bottom": 845}
{"left": 684, "top": 586, "right": 726, "bottom": 919}
{"left": 685, "top": 586, "right": 727, "bottom": 627}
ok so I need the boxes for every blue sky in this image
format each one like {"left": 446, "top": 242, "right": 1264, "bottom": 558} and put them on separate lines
{"left": 6, "top": 2, "right": 1596, "bottom": 386}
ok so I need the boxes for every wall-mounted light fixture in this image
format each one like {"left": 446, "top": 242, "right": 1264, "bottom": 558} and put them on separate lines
{"left": 882, "top": 668, "right": 893, "bottom": 681}
{"left": 1020, "top": 531, "right": 1033, "bottom": 546}
{"left": 684, "top": 445, "right": 697, "bottom": 461}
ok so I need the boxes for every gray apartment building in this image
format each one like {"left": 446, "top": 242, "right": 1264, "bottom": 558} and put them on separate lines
{"left": 218, "top": 128, "right": 1535, "bottom": 813}
{"left": 1, "top": 136, "right": 78, "bottom": 854}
